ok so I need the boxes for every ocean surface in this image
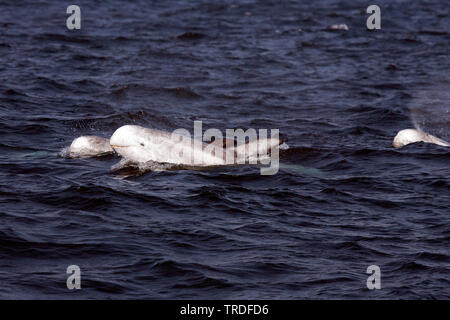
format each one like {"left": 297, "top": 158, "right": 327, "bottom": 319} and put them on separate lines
{"left": 0, "top": 0, "right": 449, "bottom": 299}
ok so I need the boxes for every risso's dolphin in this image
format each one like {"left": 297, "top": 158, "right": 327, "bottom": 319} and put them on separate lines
{"left": 109, "top": 125, "right": 282, "bottom": 166}
{"left": 393, "top": 129, "right": 450, "bottom": 148}
{"left": 65, "top": 136, "right": 113, "bottom": 158}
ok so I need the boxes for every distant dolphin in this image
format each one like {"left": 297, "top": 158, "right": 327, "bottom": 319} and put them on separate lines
{"left": 393, "top": 129, "right": 450, "bottom": 148}
{"left": 66, "top": 136, "right": 113, "bottom": 158}
{"left": 109, "top": 125, "right": 282, "bottom": 166}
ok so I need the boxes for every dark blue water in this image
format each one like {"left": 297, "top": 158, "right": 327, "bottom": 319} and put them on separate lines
{"left": 0, "top": 0, "right": 449, "bottom": 299}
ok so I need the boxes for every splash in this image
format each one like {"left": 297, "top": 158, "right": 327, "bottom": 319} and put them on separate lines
{"left": 110, "top": 158, "right": 184, "bottom": 178}
{"left": 410, "top": 82, "right": 450, "bottom": 143}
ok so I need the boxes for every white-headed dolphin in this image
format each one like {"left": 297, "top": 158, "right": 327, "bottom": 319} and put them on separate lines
{"left": 109, "top": 125, "right": 282, "bottom": 166}
{"left": 393, "top": 128, "right": 450, "bottom": 148}
{"left": 66, "top": 136, "right": 113, "bottom": 158}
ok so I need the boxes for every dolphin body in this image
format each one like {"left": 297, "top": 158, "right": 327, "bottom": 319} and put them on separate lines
{"left": 393, "top": 128, "right": 450, "bottom": 148}
{"left": 109, "top": 125, "right": 281, "bottom": 166}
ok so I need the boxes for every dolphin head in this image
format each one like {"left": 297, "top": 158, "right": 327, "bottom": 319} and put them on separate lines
{"left": 110, "top": 125, "right": 156, "bottom": 162}
{"left": 68, "top": 136, "right": 113, "bottom": 158}
{"left": 392, "top": 129, "right": 425, "bottom": 148}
